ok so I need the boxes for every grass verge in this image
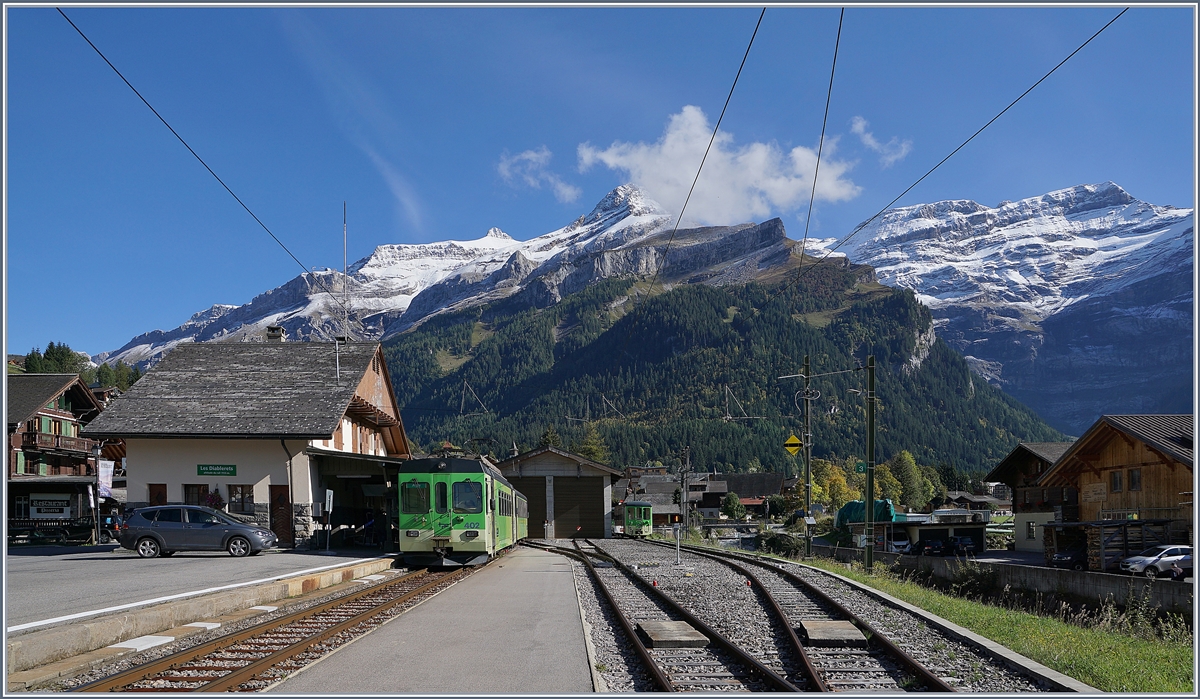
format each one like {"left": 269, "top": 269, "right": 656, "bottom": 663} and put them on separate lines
{"left": 802, "top": 558, "right": 1194, "bottom": 693}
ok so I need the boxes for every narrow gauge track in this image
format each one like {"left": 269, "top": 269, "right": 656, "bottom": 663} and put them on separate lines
{"left": 650, "top": 540, "right": 1051, "bottom": 693}
{"left": 73, "top": 568, "right": 467, "bottom": 693}
{"left": 636, "top": 539, "right": 951, "bottom": 693}
{"left": 525, "top": 540, "right": 801, "bottom": 692}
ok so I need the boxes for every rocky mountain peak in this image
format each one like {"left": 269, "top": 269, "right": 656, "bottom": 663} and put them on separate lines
{"left": 485, "top": 227, "right": 514, "bottom": 240}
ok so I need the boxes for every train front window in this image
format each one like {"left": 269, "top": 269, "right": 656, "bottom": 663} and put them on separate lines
{"left": 401, "top": 482, "right": 429, "bottom": 514}
{"left": 435, "top": 482, "right": 448, "bottom": 513}
{"left": 453, "top": 481, "right": 483, "bottom": 514}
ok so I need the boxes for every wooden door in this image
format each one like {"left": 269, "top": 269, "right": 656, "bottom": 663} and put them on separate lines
{"left": 269, "top": 485, "right": 295, "bottom": 546}
{"left": 148, "top": 483, "right": 167, "bottom": 506}
{"left": 554, "top": 477, "right": 604, "bottom": 538}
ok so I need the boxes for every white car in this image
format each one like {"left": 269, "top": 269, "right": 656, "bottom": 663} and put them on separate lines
{"left": 886, "top": 534, "right": 912, "bottom": 554}
{"left": 1119, "top": 545, "right": 1192, "bottom": 578}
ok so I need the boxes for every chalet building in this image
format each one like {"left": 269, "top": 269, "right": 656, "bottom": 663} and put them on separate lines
{"left": 983, "top": 442, "right": 1074, "bottom": 553}
{"left": 7, "top": 374, "right": 116, "bottom": 540}
{"left": 82, "top": 338, "right": 411, "bottom": 548}
{"left": 1036, "top": 415, "right": 1193, "bottom": 571}
{"left": 497, "top": 446, "right": 622, "bottom": 539}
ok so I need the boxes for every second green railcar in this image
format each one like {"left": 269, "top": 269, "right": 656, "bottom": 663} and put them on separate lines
{"left": 397, "top": 456, "right": 528, "bottom": 567}
{"left": 622, "top": 500, "right": 653, "bottom": 538}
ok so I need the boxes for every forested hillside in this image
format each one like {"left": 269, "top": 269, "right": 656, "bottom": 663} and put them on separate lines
{"left": 382, "top": 259, "right": 1065, "bottom": 476}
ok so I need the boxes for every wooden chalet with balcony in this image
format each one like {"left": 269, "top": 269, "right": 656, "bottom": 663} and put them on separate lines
{"left": 984, "top": 442, "right": 1075, "bottom": 554}
{"left": 1035, "top": 415, "right": 1193, "bottom": 571}
{"left": 6, "top": 373, "right": 111, "bottom": 542}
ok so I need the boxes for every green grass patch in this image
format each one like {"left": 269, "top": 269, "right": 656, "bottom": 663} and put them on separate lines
{"left": 434, "top": 348, "right": 470, "bottom": 373}
{"left": 802, "top": 558, "right": 1194, "bottom": 693}
{"left": 469, "top": 321, "right": 494, "bottom": 348}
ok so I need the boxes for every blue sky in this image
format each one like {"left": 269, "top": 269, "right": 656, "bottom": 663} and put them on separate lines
{"left": 4, "top": 5, "right": 1195, "bottom": 358}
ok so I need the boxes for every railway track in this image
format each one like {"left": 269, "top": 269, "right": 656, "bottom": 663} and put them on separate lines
{"left": 73, "top": 567, "right": 469, "bottom": 693}
{"left": 636, "top": 539, "right": 950, "bottom": 692}
{"left": 628, "top": 539, "right": 1052, "bottom": 693}
{"left": 528, "top": 539, "right": 802, "bottom": 692}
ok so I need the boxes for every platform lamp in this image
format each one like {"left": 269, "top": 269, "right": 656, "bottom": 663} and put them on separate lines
{"left": 91, "top": 442, "right": 103, "bottom": 545}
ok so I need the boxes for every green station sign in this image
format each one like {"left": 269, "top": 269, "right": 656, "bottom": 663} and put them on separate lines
{"left": 197, "top": 464, "right": 236, "bottom": 476}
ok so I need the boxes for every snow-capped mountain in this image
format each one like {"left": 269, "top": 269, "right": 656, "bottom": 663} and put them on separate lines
{"left": 810, "top": 182, "right": 1193, "bottom": 435}
{"left": 95, "top": 184, "right": 792, "bottom": 367}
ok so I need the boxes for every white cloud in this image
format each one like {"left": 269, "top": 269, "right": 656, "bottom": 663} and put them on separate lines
{"left": 364, "top": 148, "right": 424, "bottom": 234}
{"left": 850, "top": 116, "right": 912, "bottom": 168}
{"left": 498, "top": 146, "right": 582, "bottom": 204}
{"left": 280, "top": 14, "right": 427, "bottom": 234}
{"left": 577, "top": 106, "right": 860, "bottom": 225}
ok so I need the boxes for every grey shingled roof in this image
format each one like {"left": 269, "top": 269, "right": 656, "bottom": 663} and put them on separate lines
{"left": 82, "top": 342, "right": 380, "bottom": 438}
{"left": 7, "top": 374, "right": 100, "bottom": 428}
{"left": 1021, "top": 442, "right": 1073, "bottom": 465}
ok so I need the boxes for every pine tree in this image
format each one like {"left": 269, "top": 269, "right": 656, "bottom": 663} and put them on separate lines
{"left": 538, "top": 426, "right": 562, "bottom": 448}
{"left": 574, "top": 422, "right": 610, "bottom": 463}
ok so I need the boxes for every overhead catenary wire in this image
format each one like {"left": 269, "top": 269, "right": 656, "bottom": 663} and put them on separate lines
{"left": 620, "top": 7, "right": 766, "bottom": 350}
{"left": 56, "top": 8, "right": 361, "bottom": 331}
{"left": 769, "top": 6, "right": 1130, "bottom": 304}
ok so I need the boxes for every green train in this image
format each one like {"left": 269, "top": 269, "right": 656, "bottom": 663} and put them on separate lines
{"left": 397, "top": 456, "right": 528, "bottom": 567}
{"left": 621, "top": 500, "right": 653, "bottom": 538}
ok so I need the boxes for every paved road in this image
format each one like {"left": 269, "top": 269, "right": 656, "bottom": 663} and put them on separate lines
{"left": 4, "top": 545, "right": 390, "bottom": 630}
{"left": 270, "top": 547, "right": 593, "bottom": 694}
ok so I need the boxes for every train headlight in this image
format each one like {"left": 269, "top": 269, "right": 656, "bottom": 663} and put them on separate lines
{"left": 406, "top": 530, "right": 421, "bottom": 537}
{"left": 463, "top": 531, "right": 479, "bottom": 539}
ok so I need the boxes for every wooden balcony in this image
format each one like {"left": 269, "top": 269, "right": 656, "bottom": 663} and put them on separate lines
{"left": 21, "top": 432, "right": 96, "bottom": 454}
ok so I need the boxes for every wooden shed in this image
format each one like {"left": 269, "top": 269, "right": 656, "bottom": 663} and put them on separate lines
{"left": 496, "top": 446, "right": 622, "bottom": 539}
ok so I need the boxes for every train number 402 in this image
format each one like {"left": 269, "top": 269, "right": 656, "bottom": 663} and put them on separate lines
{"left": 463, "top": 522, "right": 481, "bottom": 529}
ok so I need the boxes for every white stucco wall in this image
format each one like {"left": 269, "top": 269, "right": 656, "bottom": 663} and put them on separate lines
{"left": 124, "top": 438, "right": 313, "bottom": 507}
{"left": 1014, "top": 512, "right": 1056, "bottom": 552}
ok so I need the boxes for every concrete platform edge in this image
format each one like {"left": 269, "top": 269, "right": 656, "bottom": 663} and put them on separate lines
{"left": 788, "top": 559, "right": 1100, "bottom": 693}
{"left": 570, "top": 558, "right": 605, "bottom": 693}
{"left": 6, "top": 556, "right": 396, "bottom": 675}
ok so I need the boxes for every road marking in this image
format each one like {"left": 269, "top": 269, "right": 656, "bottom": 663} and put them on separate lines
{"left": 109, "top": 635, "right": 174, "bottom": 652}
{"left": 6, "top": 556, "right": 392, "bottom": 633}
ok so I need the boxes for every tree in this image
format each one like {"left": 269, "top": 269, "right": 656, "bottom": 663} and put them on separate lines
{"left": 721, "top": 492, "right": 746, "bottom": 520}
{"left": 873, "top": 462, "right": 904, "bottom": 506}
{"left": 888, "top": 450, "right": 927, "bottom": 510}
{"left": 824, "top": 469, "right": 858, "bottom": 511}
{"left": 573, "top": 422, "right": 610, "bottom": 463}
{"left": 538, "top": 426, "right": 562, "bottom": 448}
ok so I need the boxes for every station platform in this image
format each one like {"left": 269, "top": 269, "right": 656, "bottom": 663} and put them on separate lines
{"left": 269, "top": 546, "right": 594, "bottom": 694}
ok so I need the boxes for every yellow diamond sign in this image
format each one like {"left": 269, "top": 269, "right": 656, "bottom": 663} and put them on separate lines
{"left": 784, "top": 434, "right": 802, "bottom": 455}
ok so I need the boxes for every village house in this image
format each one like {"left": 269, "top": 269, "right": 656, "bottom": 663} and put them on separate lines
{"left": 983, "top": 442, "right": 1074, "bottom": 554}
{"left": 7, "top": 373, "right": 120, "bottom": 541}
{"left": 81, "top": 334, "right": 411, "bottom": 548}
{"left": 1036, "top": 414, "right": 1193, "bottom": 571}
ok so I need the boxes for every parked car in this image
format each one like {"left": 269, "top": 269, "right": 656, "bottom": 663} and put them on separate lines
{"left": 120, "top": 505, "right": 277, "bottom": 558}
{"left": 1119, "top": 545, "right": 1192, "bottom": 578}
{"left": 99, "top": 514, "right": 122, "bottom": 544}
{"left": 887, "top": 533, "right": 912, "bottom": 554}
{"left": 914, "top": 539, "right": 946, "bottom": 556}
{"left": 1050, "top": 546, "right": 1088, "bottom": 571}
{"left": 947, "top": 536, "right": 978, "bottom": 556}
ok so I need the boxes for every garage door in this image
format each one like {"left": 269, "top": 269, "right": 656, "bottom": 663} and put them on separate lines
{"left": 507, "top": 477, "right": 546, "bottom": 539}
{"left": 554, "top": 477, "right": 604, "bottom": 538}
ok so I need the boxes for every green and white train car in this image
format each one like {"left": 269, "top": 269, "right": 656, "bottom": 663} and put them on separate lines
{"left": 621, "top": 500, "right": 653, "bottom": 538}
{"left": 398, "top": 456, "right": 528, "bottom": 567}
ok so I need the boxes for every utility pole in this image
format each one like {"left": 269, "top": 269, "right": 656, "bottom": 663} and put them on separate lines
{"left": 803, "top": 354, "right": 813, "bottom": 557}
{"left": 864, "top": 355, "right": 876, "bottom": 571}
